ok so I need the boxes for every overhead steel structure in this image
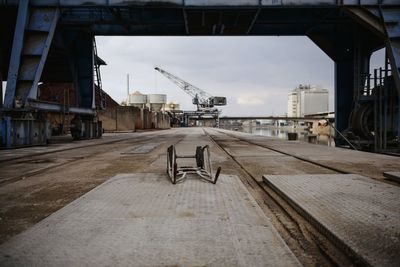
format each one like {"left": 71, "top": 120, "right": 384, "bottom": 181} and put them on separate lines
{"left": 0, "top": 0, "right": 399, "bottom": 152}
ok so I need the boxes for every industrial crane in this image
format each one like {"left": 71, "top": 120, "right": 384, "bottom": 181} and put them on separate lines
{"left": 154, "top": 67, "right": 226, "bottom": 111}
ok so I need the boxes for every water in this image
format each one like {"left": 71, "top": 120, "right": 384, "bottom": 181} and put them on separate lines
{"left": 223, "top": 126, "right": 335, "bottom": 147}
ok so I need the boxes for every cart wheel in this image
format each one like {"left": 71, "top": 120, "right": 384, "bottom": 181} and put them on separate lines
{"left": 166, "top": 155, "right": 170, "bottom": 174}
{"left": 167, "top": 146, "right": 173, "bottom": 178}
{"left": 173, "top": 162, "right": 178, "bottom": 184}
{"left": 195, "top": 146, "right": 204, "bottom": 168}
{"left": 213, "top": 167, "right": 222, "bottom": 184}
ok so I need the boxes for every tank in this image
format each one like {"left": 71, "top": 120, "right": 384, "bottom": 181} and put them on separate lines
{"left": 128, "top": 91, "right": 147, "bottom": 108}
{"left": 147, "top": 94, "right": 167, "bottom": 111}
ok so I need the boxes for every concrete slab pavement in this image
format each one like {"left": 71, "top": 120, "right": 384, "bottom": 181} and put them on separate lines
{"left": 263, "top": 174, "right": 400, "bottom": 267}
{"left": 0, "top": 173, "right": 300, "bottom": 267}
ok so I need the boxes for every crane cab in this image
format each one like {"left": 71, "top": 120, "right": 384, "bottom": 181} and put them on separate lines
{"left": 210, "top": 97, "right": 227, "bottom": 106}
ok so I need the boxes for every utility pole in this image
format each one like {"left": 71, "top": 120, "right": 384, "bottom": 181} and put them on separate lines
{"left": 127, "top": 73, "right": 130, "bottom": 103}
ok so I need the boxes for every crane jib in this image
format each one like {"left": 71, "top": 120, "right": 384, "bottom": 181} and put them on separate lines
{"left": 154, "top": 66, "right": 227, "bottom": 111}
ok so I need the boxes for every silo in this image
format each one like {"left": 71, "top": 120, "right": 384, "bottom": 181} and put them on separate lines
{"left": 147, "top": 94, "right": 167, "bottom": 111}
{"left": 128, "top": 91, "right": 147, "bottom": 108}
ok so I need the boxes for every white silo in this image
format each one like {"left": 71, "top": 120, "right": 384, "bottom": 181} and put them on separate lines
{"left": 128, "top": 91, "right": 147, "bottom": 109}
{"left": 147, "top": 94, "right": 167, "bottom": 112}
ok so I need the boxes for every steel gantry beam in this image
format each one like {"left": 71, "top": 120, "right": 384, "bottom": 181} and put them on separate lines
{"left": 4, "top": 1, "right": 59, "bottom": 108}
{"left": 1, "top": 0, "right": 399, "bottom": 6}
{"left": 0, "top": 0, "right": 399, "bottom": 151}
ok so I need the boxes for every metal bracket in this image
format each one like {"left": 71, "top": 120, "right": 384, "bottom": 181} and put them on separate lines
{"left": 167, "top": 145, "right": 221, "bottom": 184}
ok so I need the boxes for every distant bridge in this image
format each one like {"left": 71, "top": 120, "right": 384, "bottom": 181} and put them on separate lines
{"left": 218, "top": 116, "right": 334, "bottom": 122}
{"left": 217, "top": 111, "right": 335, "bottom": 122}
{"left": 192, "top": 116, "right": 335, "bottom": 125}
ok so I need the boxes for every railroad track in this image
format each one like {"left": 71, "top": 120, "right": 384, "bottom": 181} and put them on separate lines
{"left": 0, "top": 128, "right": 380, "bottom": 265}
{"left": 0, "top": 130, "right": 188, "bottom": 245}
{"left": 203, "top": 128, "right": 358, "bottom": 267}
{"left": 213, "top": 129, "right": 350, "bottom": 174}
{"left": 0, "top": 131, "right": 172, "bottom": 164}
{"left": 0, "top": 131, "right": 182, "bottom": 186}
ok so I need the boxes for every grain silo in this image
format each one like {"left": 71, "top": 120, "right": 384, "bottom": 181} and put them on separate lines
{"left": 147, "top": 94, "right": 167, "bottom": 112}
{"left": 128, "top": 91, "right": 147, "bottom": 109}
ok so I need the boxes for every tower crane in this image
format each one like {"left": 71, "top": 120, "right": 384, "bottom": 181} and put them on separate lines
{"left": 154, "top": 67, "right": 226, "bottom": 111}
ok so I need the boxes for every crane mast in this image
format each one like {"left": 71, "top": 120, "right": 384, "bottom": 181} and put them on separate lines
{"left": 154, "top": 67, "right": 226, "bottom": 111}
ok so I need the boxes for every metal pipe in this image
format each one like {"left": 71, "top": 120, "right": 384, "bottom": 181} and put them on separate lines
{"left": 398, "top": 95, "right": 400, "bottom": 150}
{"left": 26, "top": 99, "right": 95, "bottom": 115}
{"left": 379, "top": 68, "right": 383, "bottom": 150}
{"left": 0, "top": 68, "right": 3, "bottom": 108}
{"left": 383, "top": 82, "right": 387, "bottom": 150}
{"left": 325, "top": 119, "right": 358, "bottom": 150}
{"left": 374, "top": 68, "right": 378, "bottom": 152}
{"left": 127, "top": 73, "right": 129, "bottom": 101}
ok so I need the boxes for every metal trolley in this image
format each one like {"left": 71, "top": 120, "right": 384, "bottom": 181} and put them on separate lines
{"left": 167, "top": 145, "right": 221, "bottom": 184}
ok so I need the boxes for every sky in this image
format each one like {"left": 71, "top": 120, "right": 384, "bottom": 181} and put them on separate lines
{"left": 96, "top": 36, "right": 336, "bottom": 117}
{"left": 2, "top": 36, "right": 384, "bottom": 116}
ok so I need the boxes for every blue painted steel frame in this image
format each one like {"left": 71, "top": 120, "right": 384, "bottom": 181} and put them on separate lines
{"left": 71, "top": 31, "right": 95, "bottom": 109}
{"left": 0, "top": 116, "right": 11, "bottom": 148}
{"left": 0, "top": 1, "right": 399, "bottom": 150}
{"left": 4, "top": 0, "right": 28, "bottom": 108}
{"left": 26, "top": 8, "right": 60, "bottom": 101}
{"left": 1, "top": 0, "right": 399, "bottom": 7}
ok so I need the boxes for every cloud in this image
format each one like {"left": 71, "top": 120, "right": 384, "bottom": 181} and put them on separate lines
{"left": 235, "top": 89, "right": 277, "bottom": 107}
{"left": 236, "top": 94, "right": 265, "bottom": 106}
{"left": 96, "top": 36, "right": 335, "bottom": 116}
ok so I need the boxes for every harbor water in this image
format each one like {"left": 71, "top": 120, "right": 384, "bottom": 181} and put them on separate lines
{"left": 223, "top": 126, "right": 335, "bottom": 147}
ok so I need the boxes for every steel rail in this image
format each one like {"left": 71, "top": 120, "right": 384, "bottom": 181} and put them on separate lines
{"left": 202, "top": 127, "right": 358, "bottom": 266}
{"left": 0, "top": 131, "right": 183, "bottom": 186}
{"left": 213, "top": 129, "right": 350, "bottom": 174}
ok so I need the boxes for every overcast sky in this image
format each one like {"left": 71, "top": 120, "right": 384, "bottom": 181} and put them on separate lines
{"left": 97, "top": 36, "right": 380, "bottom": 116}
{"left": 0, "top": 37, "right": 384, "bottom": 116}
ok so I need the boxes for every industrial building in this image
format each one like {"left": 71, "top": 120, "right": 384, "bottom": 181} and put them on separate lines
{"left": 97, "top": 91, "right": 170, "bottom": 132}
{"left": 287, "top": 84, "right": 329, "bottom": 117}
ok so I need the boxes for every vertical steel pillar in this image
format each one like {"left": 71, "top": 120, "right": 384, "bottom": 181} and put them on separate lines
{"left": 0, "top": 117, "right": 11, "bottom": 148}
{"left": 335, "top": 54, "right": 355, "bottom": 133}
{"left": 4, "top": 1, "right": 59, "bottom": 107}
{"left": 379, "top": 9, "right": 400, "bottom": 150}
{"left": 4, "top": 0, "right": 29, "bottom": 108}
{"left": 0, "top": 67, "right": 3, "bottom": 108}
{"left": 334, "top": 26, "right": 371, "bottom": 135}
{"left": 0, "top": 42, "right": 3, "bottom": 108}
{"left": 72, "top": 31, "right": 95, "bottom": 109}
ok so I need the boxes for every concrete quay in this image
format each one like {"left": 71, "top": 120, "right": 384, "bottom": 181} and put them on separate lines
{"left": 0, "top": 128, "right": 399, "bottom": 266}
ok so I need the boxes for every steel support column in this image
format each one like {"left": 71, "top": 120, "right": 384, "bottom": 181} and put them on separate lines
{"left": 335, "top": 52, "right": 355, "bottom": 134}
{"left": 70, "top": 31, "right": 95, "bottom": 109}
{"left": 0, "top": 40, "right": 3, "bottom": 108}
{"left": 0, "top": 66, "right": 3, "bottom": 108}
{"left": 4, "top": 2, "right": 59, "bottom": 108}
{"left": 333, "top": 23, "right": 372, "bottom": 136}
{"left": 380, "top": 9, "right": 400, "bottom": 148}
{"left": 4, "top": 0, "right": 29, "bottom": 108}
